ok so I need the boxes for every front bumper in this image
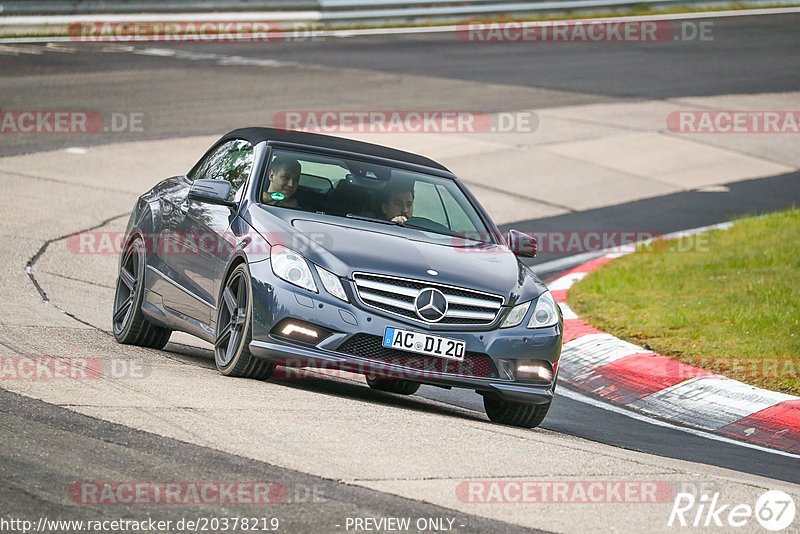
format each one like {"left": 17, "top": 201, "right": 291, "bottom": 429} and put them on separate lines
{"left": 248, "top": 260, "right": 562, "bottom": 405}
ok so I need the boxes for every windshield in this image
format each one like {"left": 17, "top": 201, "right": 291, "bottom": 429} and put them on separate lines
{"left": 258, "top": 148, "right": 494, "bottom": 243}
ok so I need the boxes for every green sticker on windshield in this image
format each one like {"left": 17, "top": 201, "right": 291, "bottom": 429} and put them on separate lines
{"left": 270, "top": 192, "right": 285, "bottom": 201}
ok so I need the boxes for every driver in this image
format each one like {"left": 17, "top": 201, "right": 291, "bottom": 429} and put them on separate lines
{"left": 262, "top": 156, "right": 301, "bottom": 207}
{"left": 379, "top": 182, "right": 414, "bottom": 223}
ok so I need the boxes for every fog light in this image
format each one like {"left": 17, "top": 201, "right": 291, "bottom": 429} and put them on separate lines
{"left": 281, "top": 323, "right": 319, "bottom": 339}
{"left": 272, "top": 319, "right": 334, "bottom": 346}
{"left": 516, "top": 360, "right": 554, "bottom": 381}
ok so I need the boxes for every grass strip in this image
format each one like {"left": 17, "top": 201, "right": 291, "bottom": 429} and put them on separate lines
{"left": 567, "top": 208, "right": 800, "bottom": 395}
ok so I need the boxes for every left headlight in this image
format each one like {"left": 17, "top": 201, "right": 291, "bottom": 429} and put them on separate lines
{"left": 527, "top": 290, "right": 559, "bottom": 328}
{"left": 500, "top": 290, "right": 560, "bottom": 329}
{"left": 315, "top": 265, "right": 348, "bottom": 302}
{"left": 271, "top": 245, "right": 317, "bottom": 293}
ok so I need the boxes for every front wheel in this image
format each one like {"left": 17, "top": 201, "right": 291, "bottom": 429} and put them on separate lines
{"left": 214, "top": 263, "right": 272, "bottom": 380}
{"left": 483, "top": 397, "right": 551, "bottom": 428}
{"left": 112, "top": 236, "right": 171, "bottom": 349}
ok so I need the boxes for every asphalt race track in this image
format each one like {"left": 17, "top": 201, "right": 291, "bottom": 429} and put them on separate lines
{"left": 3, "top": 13, "right": 800, "bottom": 157}
{"left": 1, "top": 11, "right": 799, "bottom": 533}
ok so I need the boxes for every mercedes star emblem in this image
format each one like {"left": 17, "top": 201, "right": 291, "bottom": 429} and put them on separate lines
{"left": 414, "top": 288, "right": 448, "bottom": 322}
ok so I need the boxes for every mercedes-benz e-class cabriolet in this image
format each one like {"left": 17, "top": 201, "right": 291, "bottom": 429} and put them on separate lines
{"left": 113, "top": 128, "right": 562, "bottom": 428}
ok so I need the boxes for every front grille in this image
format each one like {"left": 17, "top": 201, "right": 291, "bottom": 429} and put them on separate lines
{"left": 352, "top": 272, "right": 504, "bottom": 326}
{"left": 336, "top": 334, "right": 497, "bottom": 378}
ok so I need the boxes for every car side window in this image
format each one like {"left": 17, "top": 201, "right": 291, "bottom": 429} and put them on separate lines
{"left": 437, "top": 184, "right": 479, "bottom": 234}
{"left": 412, "top": 181, "right": 447, "bottom": 225}
{"left": 190, "top": 139, "right": 254, "bottom": 201}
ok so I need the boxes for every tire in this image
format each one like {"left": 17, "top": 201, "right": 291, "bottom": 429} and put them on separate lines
{"left": 483, "top": 397, "right": 551, "bottom": 428}
{"left": 366, "top": 376, "right": 420, "bottom": 395}
{"left": 214, "top": 263, "right": 273, "bottom": 380}
{"left": 113, "top": 236, "right": 172, "bottom": 349}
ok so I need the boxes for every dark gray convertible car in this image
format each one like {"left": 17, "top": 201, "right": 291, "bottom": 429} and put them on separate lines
{"left": 113, "top": 128, "right": 562, "bottom": 428}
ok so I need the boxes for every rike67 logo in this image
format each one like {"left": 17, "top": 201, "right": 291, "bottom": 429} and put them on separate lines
{"left": 668, "top": 490, "right": 796, "bottom": 530}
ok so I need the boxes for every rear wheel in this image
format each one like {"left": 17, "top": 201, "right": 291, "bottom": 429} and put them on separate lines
{"left": 366, "top": 376, "right": 420, "bottom": 395}
{"left": 483, "top": 397, "right": 551, "bottom": 428}
{"left": 214, "top": 263, "right": 272, "bottom": 380}
{"left": 113, "top": 236, "right": 171, "bottom": 349}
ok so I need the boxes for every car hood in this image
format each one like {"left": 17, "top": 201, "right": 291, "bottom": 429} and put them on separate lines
{"left": 247, "top": 205, "right": 545, "bottom": 304}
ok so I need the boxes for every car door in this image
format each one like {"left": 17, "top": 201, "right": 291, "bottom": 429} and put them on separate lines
{"left": 161, "top": 139, "right": 255, "bottom": 326}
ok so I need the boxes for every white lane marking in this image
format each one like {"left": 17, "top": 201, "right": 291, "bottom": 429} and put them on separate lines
{"left": 629, "top": 376, "right": 798, "bottom": 429}
{"left": 0, "top": 41, "right": 291, "bottom": 68}
{"left": 695, "top": 184, "right": 731, "bottom": 193}
{"left": 44, "top": 42, "right": 76, "bottom": 53}
{"left": 133, "top": 48, "right": 177, "bottom": 57}
{"left": 100, "top": 44, "right": 135, "bottom": 53}
{"left": 162, "top": 50, "right": 219, "bottom": 61}
{"left": 662, "top": 221, "right": 733, "bottom": 240}
{"left": 317, "top": 6, "right": 800, "bottom": 28}
{"left": 131, "top": 47, "right": 293, "bottom": 67}
{"left": 64, "top": 147, "right": 87, "bottom": 154}
{"left": 0, "top": 44, "right": 43, "bottom": 55}
{"left": 318, "top": 6, "right": 800, "bottom": 33}
{"left": 0, "top": 11, "right": 322, "bottom": 24}
{"left": 559, "top": 301, "right": 578, "bottom": 320}
{"left": 558, "top": 385, "right": 800, "bottom": 459}
{"left": 216, "top": 56, "right": 289, "bottom": 67}
{"left": 560, "top": 333, "right": 644, "bottom": 380}
{"left": 547, "top": 271, "right": 587, "bottom": 291}
{"left": 534, "top": 252, "right": 604, "bottom": 278}
{"left": 3, "top": 7, "right": 800, "bottom": 44}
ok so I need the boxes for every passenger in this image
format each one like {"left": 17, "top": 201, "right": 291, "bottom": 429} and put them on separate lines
{"left": 262, "top": 156, "right": 301, "bottom": 208}
{"left": 379, "top": 182, "right": 415, "bottom": 223}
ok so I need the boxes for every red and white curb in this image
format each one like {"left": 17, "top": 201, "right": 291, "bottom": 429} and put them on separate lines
{"left": 550, "top": 226, "right": 800, "bottom": 454}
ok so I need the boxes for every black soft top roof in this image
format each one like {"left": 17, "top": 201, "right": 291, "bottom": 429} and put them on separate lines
{"left": 221, "top": 127, "right": 450, "bottom": 173}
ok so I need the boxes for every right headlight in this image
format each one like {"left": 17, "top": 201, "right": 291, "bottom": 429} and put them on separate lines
{"left": 500, "top": 300, "right": 531, "bottom": 328}
{"left": 315, "top": 265, "right": 348, "bottom": 302}
{"left": 527, "top": 290, "right": 559, "bottom": 328}
{"left": 270, "top": 245, "right": 317, "bottom": 293}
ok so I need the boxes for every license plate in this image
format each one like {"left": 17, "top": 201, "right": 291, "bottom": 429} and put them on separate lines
{"left": 382, "top": 327, "right": 465, "bottom": 360}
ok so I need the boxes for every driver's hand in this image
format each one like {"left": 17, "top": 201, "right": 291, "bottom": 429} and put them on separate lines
{"left": 391, "top": 216, "right": 407, "bottom": 223}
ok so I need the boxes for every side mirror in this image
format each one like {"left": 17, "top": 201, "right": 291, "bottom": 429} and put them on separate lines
{"left": 507, "top": 229, "right": 537, "bottom": 258}
{"left": 188, "top": 179, "right": 236, "bottom": 208}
